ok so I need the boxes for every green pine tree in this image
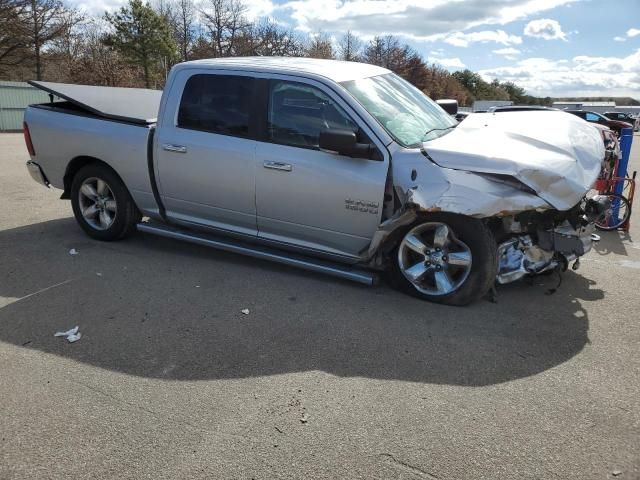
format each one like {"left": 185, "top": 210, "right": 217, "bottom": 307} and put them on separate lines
{"left": 104, "top": 0, "right": 177, "bottom": 88}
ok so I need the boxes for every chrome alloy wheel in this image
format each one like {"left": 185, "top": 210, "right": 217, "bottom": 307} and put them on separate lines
{"left": 78, "top": 177, "right": 117, "bottom": 230}
{"left": 397, "top": 222, "right": 473, "bottom": 296}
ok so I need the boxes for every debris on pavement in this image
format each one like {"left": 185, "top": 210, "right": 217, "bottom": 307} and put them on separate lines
{"left": 68, "top": 248, "right": 78, "bottom": 255}
{"left": 300, "top": 413, "right": 309, "bottom": 424}
{"left": 241, "top": 308, "right": 250, "bottom": 315}
{"left": 612, "top": 470, "right": 622, "bottom": 477}
{"left": 54, "top": 326, "right": 82, "bottom": 343}
{"left": 96, "top": 272, "right": 102, "bottom": 276}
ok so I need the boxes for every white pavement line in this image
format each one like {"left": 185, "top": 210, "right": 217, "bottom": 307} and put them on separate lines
{"left": 1, "top": 279, "right": 74, "bottom": 308}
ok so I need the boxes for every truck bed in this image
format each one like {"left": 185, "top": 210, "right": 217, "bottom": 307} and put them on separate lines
{"left": 28, "top": 81, "right": 162, "bottom": 125}
{"left": 24, "top": 102, "right": 160, "bottom": 218}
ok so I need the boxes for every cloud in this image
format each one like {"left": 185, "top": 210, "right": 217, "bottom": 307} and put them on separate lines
{"left": 626, "top": 28, "right": 640, "bottom": 38}
{"left": 614, "top": 36, "right": 626, "bottom": 42}
{"left": 430, "top": 30, "right": 522, "bottom": 47}
{"left": 493, "top": 47, "right": 521, "bottom": 55}
{"left": 243, "top": 0, "right": 276, "bottom": 20}
{"left": 429, "top": 57, "right": 466, "bottom": 70}
{"left": 281, "top": 0, "right": 579, "bottom": 40}
{"left": 493, "top": 47, "right": 521, "bottom": 60}
{"left": 524, "top": 18, "right": 567, "bottom": 40}
{"left": 69, "top": 0, "right": 277, "bottom": 17}
{"left": 478, "top": 48, "right": 640, "bottom": 97}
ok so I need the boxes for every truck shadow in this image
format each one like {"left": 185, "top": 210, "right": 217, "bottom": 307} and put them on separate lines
{"left": 0, "top": 218, "right": 601, "bottom": 387}
{"left": 592, "top": 230, "right": 633, "bottom": 256}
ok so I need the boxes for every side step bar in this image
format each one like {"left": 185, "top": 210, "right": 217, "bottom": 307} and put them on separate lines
{"left": 137, "top": 223, "right": 378, "bottom": 286}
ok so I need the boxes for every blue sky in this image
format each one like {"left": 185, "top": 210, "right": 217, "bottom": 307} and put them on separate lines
{"left": 75, "top": 0, "right": 640, "bottom": 98}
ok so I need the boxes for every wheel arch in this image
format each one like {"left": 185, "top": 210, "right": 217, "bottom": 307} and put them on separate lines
{"left": 386, "top": 211, "right": 498, "bottom": 305}
{"left": 61, "top": 156, "right": 126, "bottom": 200}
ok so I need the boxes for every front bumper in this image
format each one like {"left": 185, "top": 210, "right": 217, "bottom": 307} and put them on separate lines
{"left": 26, "top": 161, "right": 49, "bottom": 187}
{"left": 496, "top": 221, "right": 594, "bottom": 284}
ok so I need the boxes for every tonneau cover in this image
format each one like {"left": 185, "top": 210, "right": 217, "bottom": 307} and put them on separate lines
{"left": 28, "top": 81, "right": 162, "bottom": 125}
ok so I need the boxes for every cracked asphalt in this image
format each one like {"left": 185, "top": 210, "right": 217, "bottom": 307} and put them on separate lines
{"left": 1, "top": 132, "right": 639, "bottom": 479}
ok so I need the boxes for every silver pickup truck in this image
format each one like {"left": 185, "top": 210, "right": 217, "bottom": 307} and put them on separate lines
{"left": 24, "top": 57, "right": 607, "bottom": 305}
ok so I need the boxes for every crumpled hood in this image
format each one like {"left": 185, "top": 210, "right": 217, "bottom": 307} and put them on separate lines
{"left": 424, "top": 111, "right": 604, "bottom": 210}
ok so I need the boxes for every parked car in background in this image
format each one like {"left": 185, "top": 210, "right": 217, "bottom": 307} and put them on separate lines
{"left": 24, "top": 57, "right": 607, "bottom": 305}
{"left": 455, "top": 111, "right": 471, "bottom": 122}
{"left": 435, "top": 99, "right": 472, "bottom": 123}
{"left": 566, "top": 110, "right": 633, "bottom": 135}
{"left": 603, "top": 112, "right": 639, "bottom": 131}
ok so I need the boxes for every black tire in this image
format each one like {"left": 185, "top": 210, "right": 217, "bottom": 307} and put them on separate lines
{"left": 388, "top": 213, "right": 497, "bottom": 306}
{"left": 594, "top": 193, "right": 631, "bottom": 231}
{"left": 70, "top": 163, "right": 141, "bottom": 241}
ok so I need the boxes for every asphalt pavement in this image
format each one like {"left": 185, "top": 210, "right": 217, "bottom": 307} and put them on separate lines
{"left": 1, "top": 132, "right": 639, "bottom": 479}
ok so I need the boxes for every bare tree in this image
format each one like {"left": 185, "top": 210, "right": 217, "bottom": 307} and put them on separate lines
{"left": 305, "top": 32, "right": 333, "bottom": 59}
{"left": 235, "top": 19, "right": 304, "bottom": 57}
{"left": 0, "top": 0, "right": 30, "bottom": 69}
{"left": 73, "top": 22, "right": 141, "bottom": 86}
{"left": 200, "top": 0, "right": 248, "bottom": 57}
{"left": 24, "top": 0, "right": 77, "bottom": 79}
{"left": 174, "top": 0, "right": 195, "bottom": 60}
{"left": 44, "top": 8, "right": 85, "bottom": 80}
{"left": 337, "top": 30, "right": 361, "bottom": 62}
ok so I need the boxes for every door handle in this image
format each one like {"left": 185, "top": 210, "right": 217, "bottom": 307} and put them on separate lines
{"left": 162, "top": 143, "right": 187, "bottom": 153}
{"left": 263, "top": 161, "right": 292, "bottom": 172}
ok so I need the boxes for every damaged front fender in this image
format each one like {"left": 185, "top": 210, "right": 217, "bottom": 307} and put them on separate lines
{"left": 391, "top": 146, "right": 551, "bottom": 218}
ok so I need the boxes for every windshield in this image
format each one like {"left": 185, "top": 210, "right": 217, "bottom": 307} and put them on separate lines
{"left": 341, "top": 73, "right": 457, "bottom": 147}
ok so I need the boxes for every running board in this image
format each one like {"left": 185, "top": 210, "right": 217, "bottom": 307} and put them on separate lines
{"left": 136, "top": 223, "right": 377, "bottom": 286}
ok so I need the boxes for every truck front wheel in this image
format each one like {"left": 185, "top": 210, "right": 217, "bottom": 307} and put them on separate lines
{"left": 70, "top": 163, "right": 141, "bottom": 241}
{"left": 389, "top": 213, "right": 497, "bottom": 306}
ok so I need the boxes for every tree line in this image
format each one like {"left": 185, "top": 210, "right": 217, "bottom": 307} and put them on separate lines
{"left": 0, "top": 0, "right": 550, "bottom": 106}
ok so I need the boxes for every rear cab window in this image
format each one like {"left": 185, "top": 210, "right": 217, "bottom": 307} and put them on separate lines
{"left": 177, "top": 74, "right": 253, "bottom": 137}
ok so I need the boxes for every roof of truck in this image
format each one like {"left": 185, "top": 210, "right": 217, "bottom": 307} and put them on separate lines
{"left": 178, "top": 57, "right": 391, "bottom": 83}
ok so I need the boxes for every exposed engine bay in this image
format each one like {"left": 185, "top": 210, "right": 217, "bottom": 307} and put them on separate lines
{"left": 495, "top": 195, "right": 610, "bottom": 284}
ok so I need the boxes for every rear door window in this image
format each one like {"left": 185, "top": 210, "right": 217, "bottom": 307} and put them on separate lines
{"left": 178, "top": 74, "right": 253, "bottom": 137}
{"left": 267, "top": 80, "right": 358, "bottom": 149}
{"left": 586, "top": 112, "right": 600, "bottom": 122}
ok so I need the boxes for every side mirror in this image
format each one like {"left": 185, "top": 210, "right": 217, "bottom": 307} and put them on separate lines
{"left": 437, "top": 99, "right": 458, "bottom": 115}
{"left": 319, "top": 129, "right": 373, "bottom": 159}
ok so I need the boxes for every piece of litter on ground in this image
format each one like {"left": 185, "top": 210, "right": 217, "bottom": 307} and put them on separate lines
{"left": 68, "top": 248, "right": 78, "bottom": 255}
{"left": 612, "top": 470, "right": 622, "bottom": 477}
{"left": 241, "top": 308, "right": 250, "bottom": 315}
{"left": 300, "top": 413, "right": 309, "bottom": 424}
{"left": 195, "top": 285, "right": 200, "bottom": 288}
{"left": 66, "top": 332, "right": 81, "bottom": 343}
{"left": 54, "top": 326, "right": 81, "bottom": 343}
{"left": 96, "top": 272, "right": 103, "bottom": 276}
{"left": 54, "top": 326, "right": 78, "bottom": 337}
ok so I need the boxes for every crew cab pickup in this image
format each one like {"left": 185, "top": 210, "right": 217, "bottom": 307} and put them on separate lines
{"left": 24, "top": 57, "right": 608, "bottom": 305}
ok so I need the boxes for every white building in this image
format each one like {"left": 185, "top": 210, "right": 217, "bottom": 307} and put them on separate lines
{"left": 552, "top": 101, "right": 616, "bottom": 114}
{"left": 615, "top": 106, "right": 640, "bottom": 116}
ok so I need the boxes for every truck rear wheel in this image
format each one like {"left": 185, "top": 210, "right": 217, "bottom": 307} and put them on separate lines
{"left": 389, "top": 213, "right": 497, "bottom": 306}
{"left": 70, "top": 163, "right": 141, "bottom": 241}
